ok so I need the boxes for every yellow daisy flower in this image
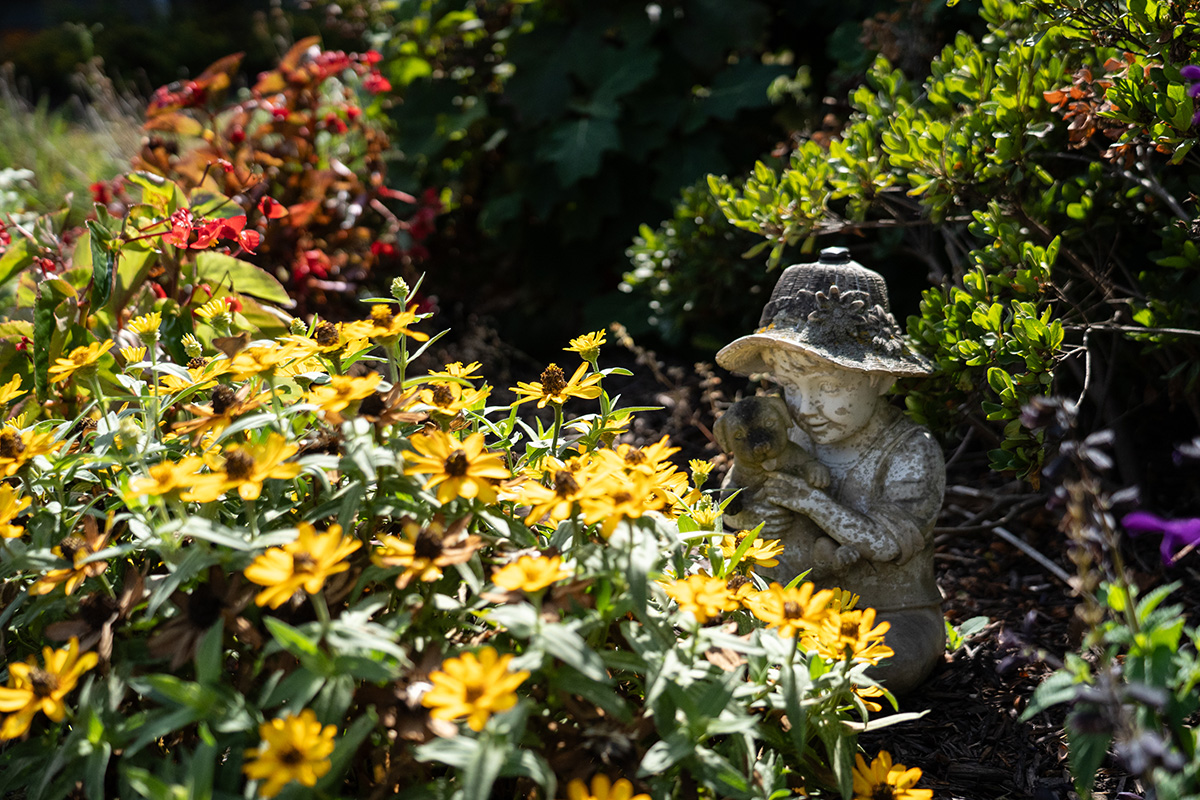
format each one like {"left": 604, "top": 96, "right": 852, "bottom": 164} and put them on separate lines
{"left": 341, "top": 305, "right": 430, "bottom": 342}
{"left": 743, "top": 582, "right": 835, "bottom": 639}
{"left": 119, "top": 346, "right": 147, "bottom": 364}
{"left": 516, "top": 465, "right": 588, "bottom": 527}
{"left": 306, "top": 373, "right": 383, "bottom": 415}
{"left": 182, "top": 433, "right": 303, "bottom": 502}
{"left": 510, "top": 362, "right": 603, "bottom": 408}
{"left": 414, "top": 379, "right": 491, "bottom": 417}
{"left": 576, "top": 472, "right": 661, "bottom": 538}
{"left": 195, "top": 297, "right": 234, "bottom": 323}
{"left": 127, "top": 311, "right": 162, "bottom": 343}
{"left": 427, "top": 361, "right": 484, "bottom": 380}
{"left": 851, "top": 751, "right": 932, "bottom": 800}
{"left": 48, "top": 340, "right": 113, "bottom": 384}
{"left": 242, "top": 709, "right": 337, "bottom": 798}
{"left": 564, "top": 330, "right": 606, "bottom": 363}
{"left": 566, "top": 774, "right": 650, "bottom": 800}
{"left": 714, "top": 532, "right": 785, "bottom": 570}
{"left": 404, "top": 430, "right": 510, "bottom": 505}
{"left": 802, "top": 607, "right": 894, "bottom": 665}
{"left": 124, "top": 456, "right": 208, "bottom": 500}
{"left": 660, "top": 574, "right": 739, "bottom": 624}
{"left": 243, "top": 522, "right": 362, "bottom": 609}
{"left": 421, "top": 647, "right": 529, "bottom": 732}
{"left": 0, "top": 428, "right": 60, "bottom": 477}
{"left": 173, "top": 384, "right": 268, "bottom": 446}
{"left": 0, "top": 374, "right": 25, "bottom": 406}
{"left": 492, "top": 554, "right": 570, "bottom": 593}
{"left": 0, "top": 484, "right": 31, "bottom": 539}
{"left": 0, "top": 637, "right": 98, "bottom": 740}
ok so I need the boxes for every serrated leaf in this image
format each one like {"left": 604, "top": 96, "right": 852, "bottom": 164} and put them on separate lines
{"left": 539, "top": 119, "right": 621, "bottom": 186}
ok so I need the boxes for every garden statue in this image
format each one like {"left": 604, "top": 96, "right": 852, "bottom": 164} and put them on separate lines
{"left": 716, "top": 246, "right": 946, "bottom": 694}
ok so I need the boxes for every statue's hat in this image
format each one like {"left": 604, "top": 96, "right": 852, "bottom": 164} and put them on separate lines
{"left": 716, "top": 247, "right": 932, "bottom": 377}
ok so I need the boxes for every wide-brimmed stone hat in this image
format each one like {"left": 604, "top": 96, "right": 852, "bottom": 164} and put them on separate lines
{"left": 716, "top": 247, "right": 932, "bottom": 377}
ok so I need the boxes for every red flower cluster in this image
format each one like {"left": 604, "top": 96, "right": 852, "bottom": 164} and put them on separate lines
{"left": 161, "top": 209, "right": 262, "bottom": 254}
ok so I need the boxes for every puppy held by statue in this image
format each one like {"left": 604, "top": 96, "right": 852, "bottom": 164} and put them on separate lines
{"left": 714, "top": 395, "right": 859, "bottom": 577}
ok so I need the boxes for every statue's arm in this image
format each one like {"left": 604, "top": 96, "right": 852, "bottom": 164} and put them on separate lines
{"left": 764, "top": 430, "right": 944, "bottom": 563}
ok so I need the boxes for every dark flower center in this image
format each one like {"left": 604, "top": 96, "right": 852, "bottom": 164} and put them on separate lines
{"left": 0, "top": 430, "right": 25, "bottom": 459}
{"left": 413, "top": 530, "right": 443, "bottom": 560}
{"left": 443, "top": 450, "right": 470, "bottom": 477}
{"left": 59, "top": 535, "right": 89, "bottom": 562}
{"left": 840, "top": 620, "right": 860, "bottom": 639}
{"left": 186, "top": 583, "right": 225, "bottom": 629}
{"left": 782, "top": 601, "right": 802, "bottom": 619}
{"left": 726, "top": 575, "right": 750, "bottom": 592}
{"left": 463, "top": 684, "right": 485, "bottom": 704}
{"left": 314, "top": 322, "right": 339, "bottom": 347}
{"left": 71, "top": 417, "right": 98, "bottom": 439}
{"left": 539, "top": 364, "right": 567, "bottom": 395}
{"left": 29, "top": 668, "right": 58, "bottom": 697}
{"left": 210, "top": 385, "right": 238, "bottom": 416}
{"left": 371, "top": 305, "right": 394, "bottom": 326}
{"left": 292, "top": 552, "right": 316, "bottom": 572}
{"left": 871, "top": 785, "right": 895, "bottom": 800}
{"left": 225, "top": 450, "right": 255, "bottom": 481}
{"left": 553, "top": 470, "right": 580, "bottom": 497}
{"left": 278, "top": 745, "right": 305, "bottom": 766}
{"left": 430, "top": 384, "right": 455, "bottom": 407}
{"left": 612, "top": 491, "right": 632, "bottom": 505}
{"left": 623, "top": 449, "right": 647, "bottom": 465}
{"left": 188, "top": 356, "right": 208, "bottom": 370}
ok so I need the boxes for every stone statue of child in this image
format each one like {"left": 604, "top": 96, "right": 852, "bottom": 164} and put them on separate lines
{"left": 715, "top": 246, "right": 946, "bottom": 695}
{"left": 713, "top": 395, "right": 859, "bottom": 574}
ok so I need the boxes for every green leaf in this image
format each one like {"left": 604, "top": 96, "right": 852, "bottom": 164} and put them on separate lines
{"left": 0, "top": 237, "right": 33, "bottom": 290}
{"left": 539, "top": 119, "right": 621, "bottom": 186}
{"left": 86, "top": 222, "right": 115, "bottom": 307}
{"left": 33, "top": 278, "right": 75, "bottom": 402}
{"left": 194, "top": 251, "right": 292, "bottom": 306}
{"left": 639, "top": 730, "right": 695, "bottom": 775}
{"left": 462, "top": 732, "right": 507, "bottom": 800}
{"left": 1066, "top": 713, "right": 1112, "bottom": 797}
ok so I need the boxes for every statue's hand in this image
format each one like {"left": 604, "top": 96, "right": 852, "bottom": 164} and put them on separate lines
{"left": 727, "top": 495, "right": 793, "bottom": 536}
{"left": 804, "top": 461, "right": 832, "bottom": 489}
{"left": 762, "top": 472, "right": 815, "bottom": 512}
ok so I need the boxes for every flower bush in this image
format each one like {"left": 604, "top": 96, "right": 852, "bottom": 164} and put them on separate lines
{"left": 0, "top": 176, "right": 930, "bottom": 797}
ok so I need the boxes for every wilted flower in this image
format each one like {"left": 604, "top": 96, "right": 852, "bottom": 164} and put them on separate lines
{"left": 30, "top": 516, "right": 112, "bottom": 596}
{"left": 372, "top": 514, "right": 481, "bottom": 589}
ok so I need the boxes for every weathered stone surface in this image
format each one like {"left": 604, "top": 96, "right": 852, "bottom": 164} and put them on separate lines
{"left": 717, "top": 247, "right": 946, "bottom": 695}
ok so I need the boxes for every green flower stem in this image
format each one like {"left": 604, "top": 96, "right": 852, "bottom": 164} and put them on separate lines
{"left": 384, "top": 341, "right": 399, "bottom": 385}
{"left": 312, "top": 590, "right": 331, "bottom": 633}
{"left": 265, "top": 376, "right": 287, "bottom": 434}
{"left": 245, "top": 497, "right": 259, "bottom": 539}
{"left": 87, "top": 374, "right": 107, "bottom": 417}
{"left": 147, "top": 345, "right": 161, "bottom": 445}
{"left": 397, "top": 335, "right": 409, "bottom": 387}
{"left": 550, "top": 405, "right": 564, "bottom": 456}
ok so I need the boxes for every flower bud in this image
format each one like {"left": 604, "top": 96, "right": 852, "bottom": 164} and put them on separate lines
{"left": 390, "top": 277, "right": 410, "bottom": 303}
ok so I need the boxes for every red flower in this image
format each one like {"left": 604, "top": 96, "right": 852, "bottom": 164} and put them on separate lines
{"left": 362, "top": 50, "right": 382, "bottom": 66}
{"left": 90, "top": 182, "right": 111, "bottom": 205}
{"left": 151, "top": 283, "right": 167, "bottom": 299}
{"left": 0, "top": 220, "right": 9, "bottom": 249}
{"left": 258, "top": 197, "right": 288, "bottom": 219}
{"left": 295, "top": 249, "right": 331, "bottom": 280}
{"left": 162, "top": 209, "right": 197, "bottom": 248}
{"left": 363, "top": 71, "right": 391, "bottom": 94}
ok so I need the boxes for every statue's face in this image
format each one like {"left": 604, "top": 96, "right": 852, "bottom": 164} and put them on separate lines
{"left": 764, "top": 350, "right": 888, "bottom": 445}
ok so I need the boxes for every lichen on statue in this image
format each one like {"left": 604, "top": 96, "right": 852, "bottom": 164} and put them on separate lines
{"left": 716, "top": 247, "right": 946, "bottom": 695}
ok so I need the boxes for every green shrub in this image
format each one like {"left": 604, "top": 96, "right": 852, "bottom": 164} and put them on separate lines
{"left": 700, "top": 0, "right": 1200, "bottom": 484}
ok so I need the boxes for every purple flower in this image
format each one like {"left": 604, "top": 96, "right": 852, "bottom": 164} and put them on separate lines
{"left": 1182, "top": 65, "right": 1200, "bottom": 126}
{"left": 1122, "top": 511, "right": 1200, "bottom": 565}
